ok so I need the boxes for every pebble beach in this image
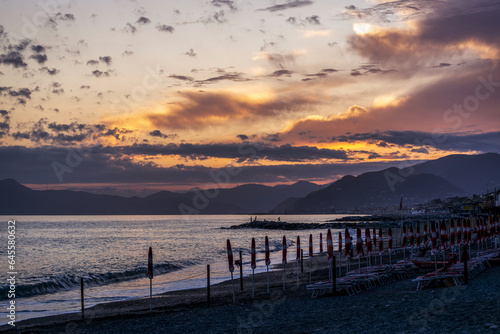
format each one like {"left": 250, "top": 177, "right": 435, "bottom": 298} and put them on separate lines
{"left": 2, "top": 251, "right": 499, "bottom": 334}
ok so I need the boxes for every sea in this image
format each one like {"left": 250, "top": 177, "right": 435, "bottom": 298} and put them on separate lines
{"left": 0, "top": 214, "right": 362, "bottom": 324}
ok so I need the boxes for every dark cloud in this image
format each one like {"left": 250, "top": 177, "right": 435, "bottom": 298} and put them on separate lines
{"left": 259, "top": 52, "right": 299, "bottom": 69}
{"left": 0, "top": 109, "right": 10, "bottom": 138}
{"left": 305, "top": 15, "right": 320, "bottom": 25}
{"left": 30, "top": 53, "right": 48, "bottom": 64}
{"left": 123, "top": 23, "right": 137, "bottom": 34}
{"left": 80, "top": 85, "right": 90, "bottom": 89}
{"left": 331, "top": 131, "right": 500, "bottom": 153}
{"left": 122, "top": 50, "right": 134, "bottom": 56}
{"left": 99, "top": 56, "right": 112, "bottom": 65}
{"left": 136, "top": 16, "right": 151, "bottom": 25}
{"left": 8, "top": 39, "right": 31, "bottom": 52}
{"left": 157, "top": 24, "right": 175, "bottom": 33}
{"left": 87, "top": 59, "right": 99, "bottom": 66}
{"left": 169, "top": 74, "right": 194, "bottom": 81}
{"left": 350, "top": 64, "right": 397, "bottom": 76}
{"left": 149, "top": 130, "right": 176, "bottom": 139}
{"left": 91, "top": 70, "right": 111, "bottom": 78}
{"left": 147, "top": 90, "right": 315, "bottom": 130}
{"left": 211, "top": 0, "right": 238, "bottom": 11}
{"left": 269, "top": 70, "right": 293, "bottom": 77}
{"left": 195, "top": 71, "right": 249, "bottom": 84}
{"left": 433, "top": 63, "right": 452, "bottom": 68}
{"left": 11, "top": 121, "right": 131, "bottom": 144}
{"left": 55, "top": 13, "right": 76, "bottom": 21}
{"left": 185, "top": 48, "right": 196, "bottom": 57}
{"left": 1, "top": 87, "right": 32, "bottom": 102}
{"left": 31, "top": 45, "right": 46, "bottom": 53}
{"left": 51, "top": 86, "right": 64, "bottom": 95}
{"left": 348, "top": 0, "right": 500, "bottom": 66}
{"left": 0, "top": 146, "right": 395, "bottom": 186}
{"left": 237, "top": 134, "right": 249, "bottom": 141}
{"left": 0, "top": 51, "right": 27, "bottom": 68}
{"left": 40, "top": 67, "right": 59, "bottom": 75}
{"left": 257, "top": 0, "right": 313, "bottom": 12}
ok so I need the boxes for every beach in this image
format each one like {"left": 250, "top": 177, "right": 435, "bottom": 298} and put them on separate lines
{"left": 2, "top": 253, "right": 499, "bottom": 334}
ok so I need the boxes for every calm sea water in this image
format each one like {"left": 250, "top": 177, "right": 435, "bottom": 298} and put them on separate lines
{"left": 0, "top": 214, "right": 361, "bottom": 324}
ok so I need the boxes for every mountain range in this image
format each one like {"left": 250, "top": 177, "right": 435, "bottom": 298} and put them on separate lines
{"left": 0, "top": 153, "right": 499, "bottom": 215}
{"left": 275, "top": 153, "right": 500, "bottom": 213}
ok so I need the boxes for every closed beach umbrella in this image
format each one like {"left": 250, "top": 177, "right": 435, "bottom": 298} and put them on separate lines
{"left": 226, "top": 239, "right": 236, "bottom": 303}
{"left": 319, "top": 232, "right": 324, "bottom": 270}
{"left": 416, "top": 225, "right": 421, "bottom": 248}
{"left": 431, "top": 222, "right": 438, "bottom": 252}
{"left": 440, "top": 221, "right": 447, "bottom": 250}
{"left": 423, "top": 223, "right": 429, "bottom": 246}
{"left": 457, "top": 220, "right": 462, "bottom": 246}
{"left": 327, "top": 229, "right": 333, "bottom": 280}
{"left": 147, "top": 247, "right": 153, "bottom": 311}
{"left": 467, "top": 220, "right": 472, "bottom": 245}
{"left": 378, "top": 228, "right": 383, "bottom": 255}
{"left": 327, "top": 229, "right": 334, "bottom": 264}
{"left": 265, "top": 236, "right": 270, "bottom": 266}
{"left": 282, "top": 236, "right": 287, "bottom": 264}
{"left": 402, "top": 225, "right": 407, "bottom": 249}
{"left": 309, "top": 234, "right": 313, "bottom": 283}
{"left": 366, "top": 228, "right": 372, "bottom": 256}
{"left": 356, "top": 228, "right": 363, "bottom": 258}
{"left": 409, "top": 225, "right": 414, "bottom": 248}
{"left": 251, "top": 238, "right": 256, "bottom": 270}
{"left": 388, "top": 228, "right": 393, "bottom": 253}
{"left": 372, "top": 228, "right": 377, "bottom": 251}
{"left": 450, "top": 220, "right": 455, "bottom": 249}
{"left": 309, "top": 234, "right": 313, "bottom": 259}
{"left": 147, "top": 247, "right": 153, "bottom": 279}
{"left": 338, "top": 231, "right": 343, "bottom": 276}
{"left": 345, "top": 228, "right": 351, "bottom": 259}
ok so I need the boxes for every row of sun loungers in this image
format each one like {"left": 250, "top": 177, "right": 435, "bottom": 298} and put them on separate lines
{"left": 306, "top": 262, "right": 419, "bottom": 297}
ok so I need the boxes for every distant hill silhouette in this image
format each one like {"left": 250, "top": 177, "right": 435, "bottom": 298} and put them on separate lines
{"left": 272, "top": 153, "right": 500, "bottom": 213}
{"left": 0, "top": 179, "right": 321, "bottom": 215}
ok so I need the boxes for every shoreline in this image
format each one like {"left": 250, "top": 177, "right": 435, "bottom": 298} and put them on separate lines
{"left": 3, "top": 249, "right": 499, "bottom": 333}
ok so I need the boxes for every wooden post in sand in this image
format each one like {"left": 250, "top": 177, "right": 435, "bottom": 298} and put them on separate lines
{"left": 239, "top": 250, "right": 243, "bottom": 291}
{"left": 207, "top": 264, "right": 210, "bottom": 307}
{"left": 80, "top": 277, "right": 84, "bottom": 319}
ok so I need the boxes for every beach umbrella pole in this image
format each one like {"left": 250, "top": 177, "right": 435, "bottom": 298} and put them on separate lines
{"left": 231, "top": 272, "right": 236, "bottom": 304}
{"left": 296, "top": 262, "right": 300, "bottom": 287}
{"left": 252, "top": 269, "right": 255, "bottom": 299}
{"left": 149, "top": 278, "right": 152, "bottom": 311}
{"left": 283, "top": 267, "right": 286, "bottom": 291}
{"left": 266, "top": 265, "right": 270, "bottom": 294}
{"left": 309, "top": 258, "right": 312, "bottom": 283}
{"left": 339, "top": 256, "right": 342, "bottom": 277}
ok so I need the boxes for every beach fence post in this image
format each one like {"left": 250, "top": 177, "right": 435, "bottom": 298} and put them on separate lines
{"left": 207, "top": 264, "right": 210, "bottom": 307}
{"left": 327, "top": 229, "right": 333, "bottom": 281}
{"left": 338, "top": 232, "right": 342, "bottom": 278}
{"left": 282, "top": 236, "right": 287, "bottom": 291}
{"left": 319, "top": 233, "right": 324, "bottom": 271}
{"left": 265, "top": 236, "right": 270, "bottom": 294}
{"left": 80, "top": 277, "right": 84, "bottom": 319}
{"left": 309, "top": 234, "right": 313, "bottom": 284}
{"left": 239, "top": 250, "right": 243, "bottom": 291}
{"left": 147, "top": 246, "right": 153, "bottom": 312}
{"left": 251, "top": 238, "right": 256, "bottom": 299}
{"left": 226, "top": 239, "right": 236, "bottom": 304}
{"left": 296, "top": 236, "right": 301, "bottom": 288}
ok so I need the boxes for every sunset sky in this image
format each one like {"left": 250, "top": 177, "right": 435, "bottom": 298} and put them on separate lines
{"left": 1, "top": 0, "right": 499, "bottom": 196}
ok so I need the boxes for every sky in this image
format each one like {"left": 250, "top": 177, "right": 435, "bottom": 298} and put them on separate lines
{"left": 0, "top": 0, "right": 499, "bottom": 196}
